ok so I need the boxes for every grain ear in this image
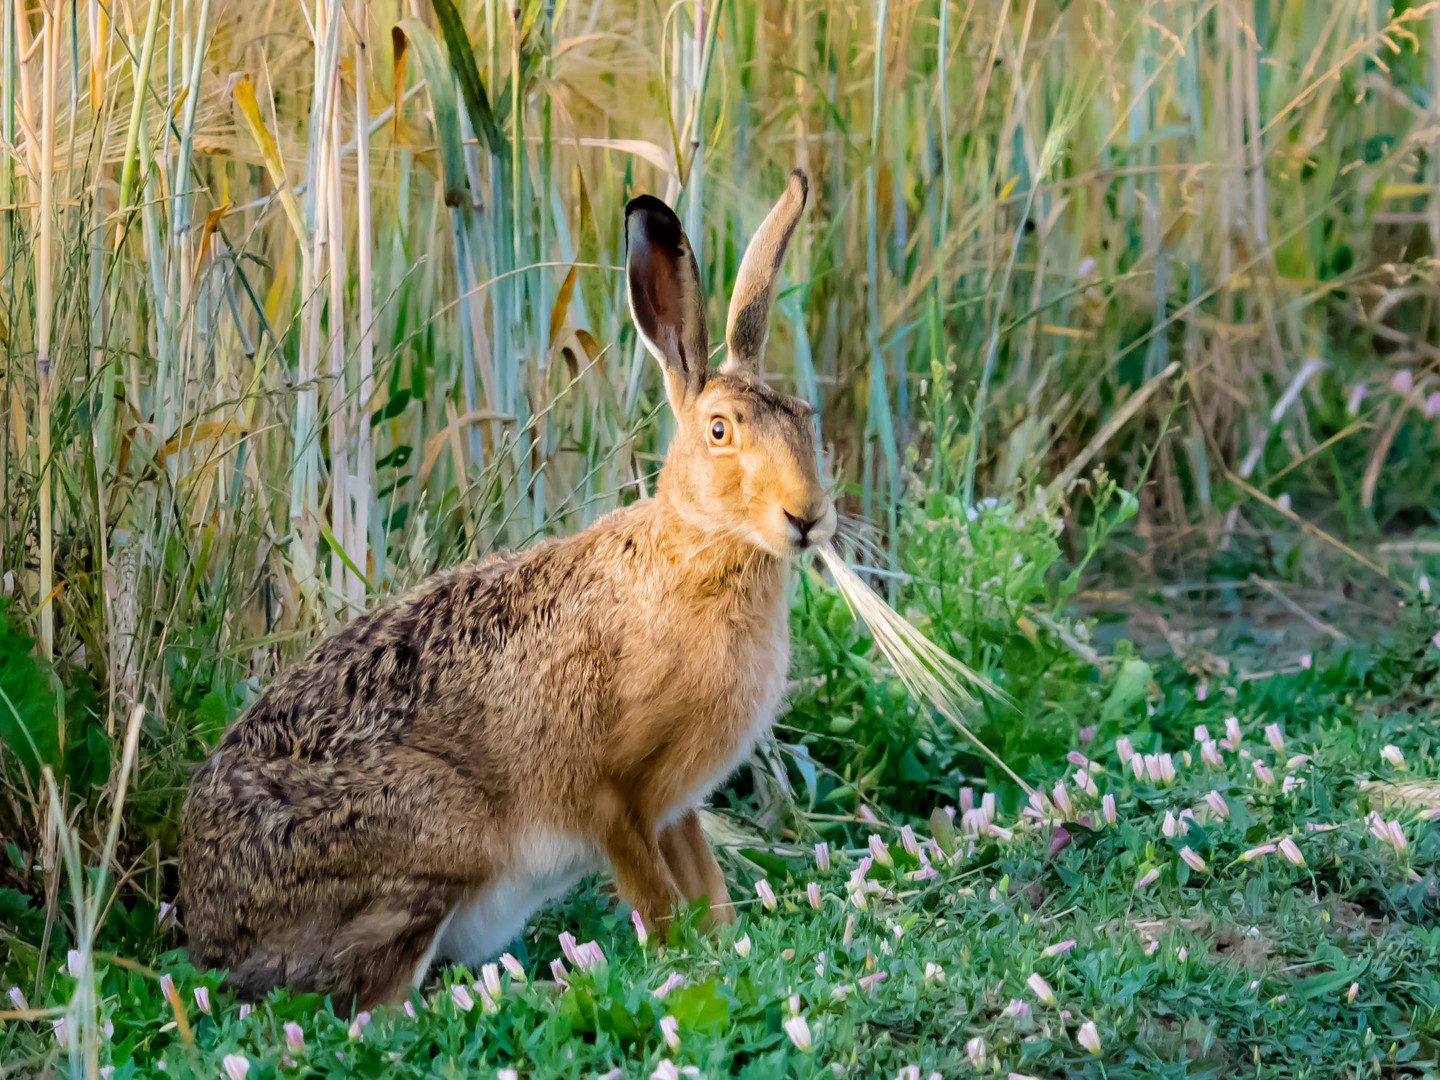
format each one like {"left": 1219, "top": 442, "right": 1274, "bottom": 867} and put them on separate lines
{"left": 721, "top": 170, "right": 808, "bottom": 374}
{"left": 624, "top": 194, "right": 709, "bottom": 406}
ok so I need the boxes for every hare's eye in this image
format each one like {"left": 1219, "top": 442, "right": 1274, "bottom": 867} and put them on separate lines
{"left": 708, "top": 417, "right": 732, "bottom": 447}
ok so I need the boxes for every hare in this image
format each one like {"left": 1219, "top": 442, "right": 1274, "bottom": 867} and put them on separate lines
{"left": 178, "top": 170, "right": 831, "bottom": 1010}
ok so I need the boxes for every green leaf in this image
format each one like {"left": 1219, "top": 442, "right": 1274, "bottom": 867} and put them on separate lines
{"left": 428, "top": 0, "right": 507, "bottom": 158}
{"left": 0, "top": 602, "right": 62, "bottom": 780}
{"left": 392, "top": 21, "right": 469, "bottom": 207}
{"left": 666, "top": 978, "right": 730, "bottom": 1032}
{"left": 1101, "top": 657, "right": 1152, "bottom": 724}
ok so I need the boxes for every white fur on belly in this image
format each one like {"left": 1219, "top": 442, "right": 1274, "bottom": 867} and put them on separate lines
{"left": 435, "top": 829, "right": 600, "bottom": 967}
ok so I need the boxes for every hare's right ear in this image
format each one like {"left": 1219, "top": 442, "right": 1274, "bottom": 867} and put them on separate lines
{"left": 625, "top": 195, "right": 709, "bottom": 408}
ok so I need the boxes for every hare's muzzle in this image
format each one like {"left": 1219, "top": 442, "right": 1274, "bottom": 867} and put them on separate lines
{"left": 784, "top": 499, "right": 836, "bottom": 552}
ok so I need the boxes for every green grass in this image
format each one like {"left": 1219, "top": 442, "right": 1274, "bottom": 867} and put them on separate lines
{"left": 7, "top": 622, "right": 1440, "bottom": 1078}
{"left": 5, "top": 498, "right": 1440, "bottom": 1078}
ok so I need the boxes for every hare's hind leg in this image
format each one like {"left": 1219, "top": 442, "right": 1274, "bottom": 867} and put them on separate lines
{"left": 659, "top": 810, "right": 734, "bottom": 926}
{"left": 327, "top": 883, "right": 461, "bottom": 1011}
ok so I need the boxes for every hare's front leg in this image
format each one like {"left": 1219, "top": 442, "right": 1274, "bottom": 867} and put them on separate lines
{"left": 659, "top": 810, "right": 734, "bottom": 926}
{"left": 595, "top": 785, "right": 681, "bottom": 926}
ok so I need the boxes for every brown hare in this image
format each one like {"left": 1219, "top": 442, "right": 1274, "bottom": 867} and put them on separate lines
{"left": 178, "top": 170, "right": 833, "bottom": 1010}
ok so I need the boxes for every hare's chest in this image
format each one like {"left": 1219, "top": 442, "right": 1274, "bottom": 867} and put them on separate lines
{"left": 658, "top": 607, "right": 790, "bottom": 823}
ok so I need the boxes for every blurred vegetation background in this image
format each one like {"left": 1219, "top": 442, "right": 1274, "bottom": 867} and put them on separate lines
{"left": 3, "top": 0, "right": 1440, "bottom": 994}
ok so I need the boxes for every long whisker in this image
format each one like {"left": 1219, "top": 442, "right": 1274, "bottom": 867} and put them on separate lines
{"left": 815, "top": 541, "right": 1030, "bottom": 796}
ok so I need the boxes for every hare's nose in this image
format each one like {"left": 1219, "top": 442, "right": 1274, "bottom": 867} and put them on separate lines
{"left": 785, "top": 510, "right": 820, "bottom": 547}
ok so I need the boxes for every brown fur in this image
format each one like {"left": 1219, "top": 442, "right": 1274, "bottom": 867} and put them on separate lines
{"left": 178, "top": 175, "right": 831, "bottom": 1011}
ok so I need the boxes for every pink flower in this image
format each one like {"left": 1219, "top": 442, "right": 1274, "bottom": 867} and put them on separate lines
{"left": 1115, "top": 736, "right": 1135, "bottom": 764}
{"left": 574, "top": 941, "right": 605, "bottom": 970}
{"left": 857, "top": 971, "right": 888, "bottom": 992}
{"left": 159, "top": 973, "right": 180, "bottom": 1008}
{"left": 966, "top": 1035, "right": 987, "bottom": 1068}
{"left": 1026, "top": 972, "right": 1056, "bottom": 1005}
{"left": 222, "top": 1054, "right": 250, "bottom": 1080}
{"left": 1240, "top": 844, "right": 1275, "bottom": 861}
{"left": 784, "top": 1014, "right": 813, "bottom": 1051}
{"left": 1252, "top": 761, "right": 1275, "bottom": 785}
{"left": 500, "top": 952, "right": 526, "bottom": 981}
{"left": 550, "top": 958, "right": 569, "bottom": 988}
{"left": 1278, "top": 837, "right": 1305, "bottom": 867}
{"left": 558, "top": 931, "right": 580, "bottom": 967}
{"left": 1381, "top": 744, "right": 1405, "bottom": 767}
{"left": 659, "top": 1014, "right": 680, "bottom": 1051}
{"left": 284, "top": 1020, "right": 305, "bottom": 1053}
{"left": 1078, "top": 1019, "right": 1101, "bottom": 1055}
{"left": 631, "top": 910, "right": 649, "bottom": 947}
{"left": 1225, "top": 716, "right": 1242, "bottom": 744}
{"left": 348, "top": 1011, "right": 371, "bottom": 1038}
{"left": 1163, "top": 811, "right": 1179, "bottom": 838}
{"left": 814, "top": 842, "right": 831, "bottom": 872}
{"left": 1425, "top": 392, "right": 1440, "bottom": 418}
{"left": 868, "top": 834, "right": 894, "bottom": 867}
{"left": 756, "top": 879, "right": 778, "bottom": 909}
{"left": 899, "top": 825, "right": 920, "bottom": 857}
{"left": 481, "top": 963, "right": 502, "bottom": 1000}
{"left": 8, "top": 987, "right": 26, "bottom": 1010}
{"left": 857, "top": 805, "right": 880, "bottom": 824}
{"left": 1347, "top": 383, "right": 1367, "bottom": 414}
{"left": 653, "top": 972, "right": 686, "bottom": 999}
{"left": 403, "top": 1000, "right": 417, "bottom": 1019}
{"left": 1348, "top": 983, "right": 1359, "bottom": 1003}
{"left": 1051, "top": 781, "right": 1073, "bottom": 818}
{"left": 193, "top": 986, "right": 210, "bottom": 1014}
{"left": 959, "top": 787, "right": 975, "bottom": 812}
{"left": 449, "top": 985, "right": 475, "bottom": 1013}
{"left": 1193, "top": 725, "right": 1210, "bottom": 744}
{"left": 1195, "top": 681, "right": 1208, "bottom": 701}
{"left": 1101, "top": 793, "right": 1116, "bottom": 827}
{"left": 1179, "top": 846, "right": 1207, "bottom": 873}
{"left": 1079, "top": 725, "right": 1097, "bottom": 741}
{"left": 651, "top": 1062, "right": 680, "bottom": 1080}
{"left": 1264, "top": 723, "right": 1284, "bottom": 752}
{"left": 1387, "top": 820, "right": 1408, "bottom": 851}
{"left": 1392, "top": 369, "right": 1414, "bottom": 394}
{"left": 807, "top": 882, "right": 822, "bottom": 909}
{"left": 1004, "top": 998, "right": 1030, "bottom": 1020}
{"left": 1066, "top": 751, "right": 1090, "bottom": 768}
{"left": 1204, "top": 791, "right": 1229, "bottom": 820}
{"left": 1042, "top": 939, "right": 1076, "bottom": 957}
{"left": 1201, "top": 740, "right": 1223, "bottom": 767}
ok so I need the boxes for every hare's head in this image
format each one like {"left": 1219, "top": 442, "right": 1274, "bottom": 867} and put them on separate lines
{"left": 625, "top": 171, "right": 834, "bottom": 558}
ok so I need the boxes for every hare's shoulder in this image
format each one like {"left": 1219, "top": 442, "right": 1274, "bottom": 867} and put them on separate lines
{"left": 216, "top": 541, "right": 598, "bottom": 761}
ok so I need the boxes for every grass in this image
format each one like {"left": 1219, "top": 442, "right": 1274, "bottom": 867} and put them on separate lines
{"left": 5, "top": 582, "right": 1440, "bottom": 1077}
{"left": 5, "top": 496, "right": 1440, "bottom": 1077}
{"left": 5, "top": 0, "right": 1440, "bottom": 1075}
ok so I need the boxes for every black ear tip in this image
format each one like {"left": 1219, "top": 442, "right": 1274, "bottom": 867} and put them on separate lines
{"left": 788, "top": 169, "right": 809, "bottom": 205}
{"left": 624, "top": 194, "right": 684, "bottom": 249}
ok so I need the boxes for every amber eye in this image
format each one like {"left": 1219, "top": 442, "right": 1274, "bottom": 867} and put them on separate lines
{"left": 708, "top": 417, "right": 733, "bottom": 447}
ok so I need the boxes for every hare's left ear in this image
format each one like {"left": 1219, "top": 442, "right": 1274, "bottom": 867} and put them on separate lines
{"left": 721, "top": 170, "right": 809, "bottom": 375}
{"left": 625, "top": 194, "right": 709, "bottom": 408}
